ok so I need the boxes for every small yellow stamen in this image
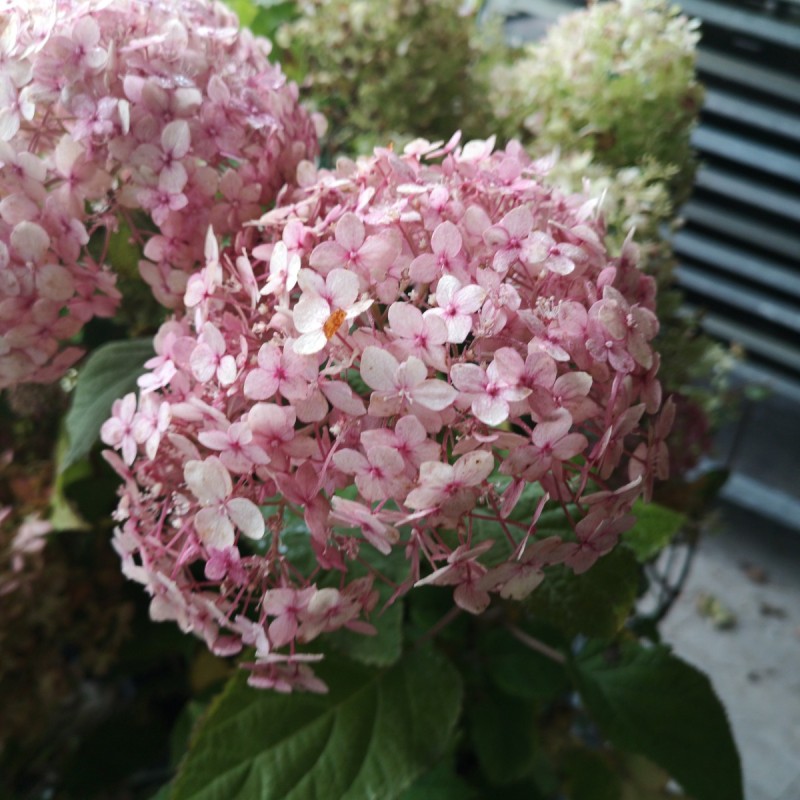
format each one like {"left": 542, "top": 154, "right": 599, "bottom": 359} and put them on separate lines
{"left": 323, "top": 308, "right": 347, "bottom": 340}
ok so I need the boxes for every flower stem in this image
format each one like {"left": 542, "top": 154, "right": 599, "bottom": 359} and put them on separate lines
{"left": 416, "top": 604, "right": 462, "bottom": 648}
{"left": 506, "top": 622, "right": 567, "bottom": 665}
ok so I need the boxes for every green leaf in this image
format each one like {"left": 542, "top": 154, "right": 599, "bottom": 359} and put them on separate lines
{"left": 326, "top": 528, "right": 408, "bottom": 666}
{"left": 222, "top": 0, "right": 259, "bottom": 27}
{"left": 478, "top": 627, "right": 569, "bottom": 702}
{"left": 327, "top": 602, "right": 403, "bottom": 667}
{"left": 623, "top": 501, "right": 686, "bottom": 562}
{"left": 172, "top": 647, "right": 463, "bottom": 800}
{"left": 572, "top": 641, "right": 743, "bottom": 800}
{"left": 525, "top": 547, "right": 640, "bottom": 640}
{"left": 560, "top": 749, "right": 621, "bottom": 800}
{"left": 62, "top": 338, "right": 154, "bottom": 470}
{"left": 468, "top": 688, "right": 537, "bottom": 785}
{"left": 250, "top": 2, "right": 299, "bottom": 41}
{"left": 331, "top": 542, "right": 408, "bottom": 666}
{"left": 223, "top": 0, "right": 298, "bottom": 39}
{"left": 50, "top": 426, "right": 92, "bottom": 530}
{"left": 398, "top": 760, "right": 478, "bottom": 800}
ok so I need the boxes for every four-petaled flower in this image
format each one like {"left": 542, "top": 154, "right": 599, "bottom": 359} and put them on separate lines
{"left": 184, "top": 456, "right": 265, "bottom": 549}
{"left": 292, "top": 268, "right": 372, "bottom": 354}
{"left": 360, "top": 346, "right": 457, "bottom": 416}
{"left": 405, "top": 450, "right": 494, "bottom": 510}
{"left": 450, "top": 347, "right": 531, "bottom": 426}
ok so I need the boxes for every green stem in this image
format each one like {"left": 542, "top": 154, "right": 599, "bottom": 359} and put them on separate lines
{"left": 506, "top": 622, "right": 567, "bottom": 665}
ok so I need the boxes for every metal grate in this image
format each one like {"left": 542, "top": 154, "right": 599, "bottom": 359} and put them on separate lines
{"left": 490, "top": 0, "right": 800, "bottom": 525}
{"left": 498, "top": 0, "right": 800, "bottom": 388}
{"left": 675, "top": 0, "right": 800, "bottom": 386}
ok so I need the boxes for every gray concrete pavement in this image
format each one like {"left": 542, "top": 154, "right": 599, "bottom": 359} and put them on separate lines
{"left": 661, "top": 503, "right": 800, "bottom": 800}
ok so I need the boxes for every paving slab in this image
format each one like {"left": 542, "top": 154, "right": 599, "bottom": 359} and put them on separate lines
{"left": 661, "top": 502, "right": 800, "bottom": 800}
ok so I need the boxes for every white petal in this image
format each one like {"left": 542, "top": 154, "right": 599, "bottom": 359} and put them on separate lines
{"left": 472, "top": 395, "right": 509, "bottom": 426}
{"left": 412, "top": 379, "right": 457, "bottom": 411}
{"left": 194, "top": 507, "right": 235, "bottom": 548}
{"left": 360, "top": 346, "right": 398, "bottom": 391}
{"left": 327, "top": 268, "right": 360, "bottom": 308}
{"left": 293, "top": 295, "right": 330, "bottom": 334}
{"left": 185, "top": 457, "right": 232, "bottom": 503}
{"left": 226, "top": 498, "right": 265, "bottom": 540}
{"left": 453, "top": 450, "right": 494, "bottom": 486}
{"left": 293, "top": 330, "right": 328, "bottom": 355}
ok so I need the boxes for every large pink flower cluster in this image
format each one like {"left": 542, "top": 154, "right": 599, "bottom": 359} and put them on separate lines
{"left": 104, "top": 135, "right": 671, "bottom": 691}
{"left": 0, "top": 0, "right": 318, "bottom": 388}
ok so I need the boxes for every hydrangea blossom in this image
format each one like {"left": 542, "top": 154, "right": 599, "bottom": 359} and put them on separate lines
{"left": 104, "top": 136, "right": 671, "bottom": 691}
{"left": 0, "top": 0, "right": 319, "bottom": 388}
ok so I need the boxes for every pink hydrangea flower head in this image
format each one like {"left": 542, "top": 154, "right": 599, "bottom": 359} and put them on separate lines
{"left": 0, "top": 0, "right": 318, "bottom": 388}
{"left": 104, "top": 136, "right": 669, "bottom": 691}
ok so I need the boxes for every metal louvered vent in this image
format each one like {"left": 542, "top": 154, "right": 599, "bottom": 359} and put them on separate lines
{"left": 492, "top": 0, "right": 800, "bottom": 526}
{"left": 499, "top": 0, "right": 800, "bottom": 385}
{"left": 675, "top": 0, "right": 800, "bottom": 383}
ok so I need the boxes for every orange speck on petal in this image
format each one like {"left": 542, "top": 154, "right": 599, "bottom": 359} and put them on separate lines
{"left": 323, "top": 308, "right": 347, "bottom": 340}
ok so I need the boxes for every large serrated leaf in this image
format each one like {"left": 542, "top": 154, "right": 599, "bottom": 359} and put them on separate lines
{"left": 573, "top": 641, "right": 743, "bottom": 800}
{"left": 478, "top": 627, "right": 569, "bottom": 702}
{"left": 62, "top": 338, "right": 154, "bottom": 470}
{"left": 171, "top": 647, "right": 462, "bottom": 800}
{"left": 526, "top": 547, "right": 640, "bottom": 639}
{"left": 398, "top": 761, "right": 478, "bottom": 800}
{"left": 623, "top": 501, "right": 686, "bottom": 562}
{"left": 468, "top": 688, "right": 537, "bottom": 785}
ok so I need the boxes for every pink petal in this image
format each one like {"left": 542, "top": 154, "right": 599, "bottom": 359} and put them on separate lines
{"left": 503, "top": 206, "right": 533, "bottom": 238}
{"left": 435, "top": 275, "right": 460, "bottom": 306}
{"left": 161, "top": 119, "right": 190, "bottom": 158}
{"left": 217, "top": 355, "right": 237, "bottom": 386}
{"left": 500, "top": 566, "right": 545, "bottom": 600}
{"left": 432, "top": 220, "right": 462, "bottom": 258}
{"left": 320, "top": 380, "right": 366, "bottom": 416}
{"left": 387, "top": 302, "right": 422, "bottom": 338}
{"left": 444, "top": 315, "right": 472, "bottom": 344}
{"left": 358, "top": 230, "right": 401, "bottom": 273}
{"left": 244, "top": 369, "right": 279, "bottom": 400}
{"left": 454, "top": 581, "right": 491, "bottom": 614}
{"left": 197, "top": 429, "right": 231, "bottom": 450}
{"left": 335, "top": 212, "right": 365, "bottom": 252}
{"left": 310, "top": 241, "right": 346, "bottom": 273}
{"left": 408, "top": 253, "right": 437, "bottom": 283}
{"left": 450, "top": 363, "right": 486, "bottom": 394}
{"left": 370, "top": 445, "right": 404, "bottom": 475}
{"left": 189, "top": 344, "right": 216, "bottom": 382}
{"left": 532, "top": 410, "right": 573, "bottom": 447}
{"left": 332, "top": 448, "right": 369, "bottom": 475}
{"left": 10, "top": 221, "right": 49, "bottom": 262}
{"left": 552, "top": 432, "right": 589, "bottom": 460}
{"left": 455, "top": 284, "right": 486, "bottom": 313}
